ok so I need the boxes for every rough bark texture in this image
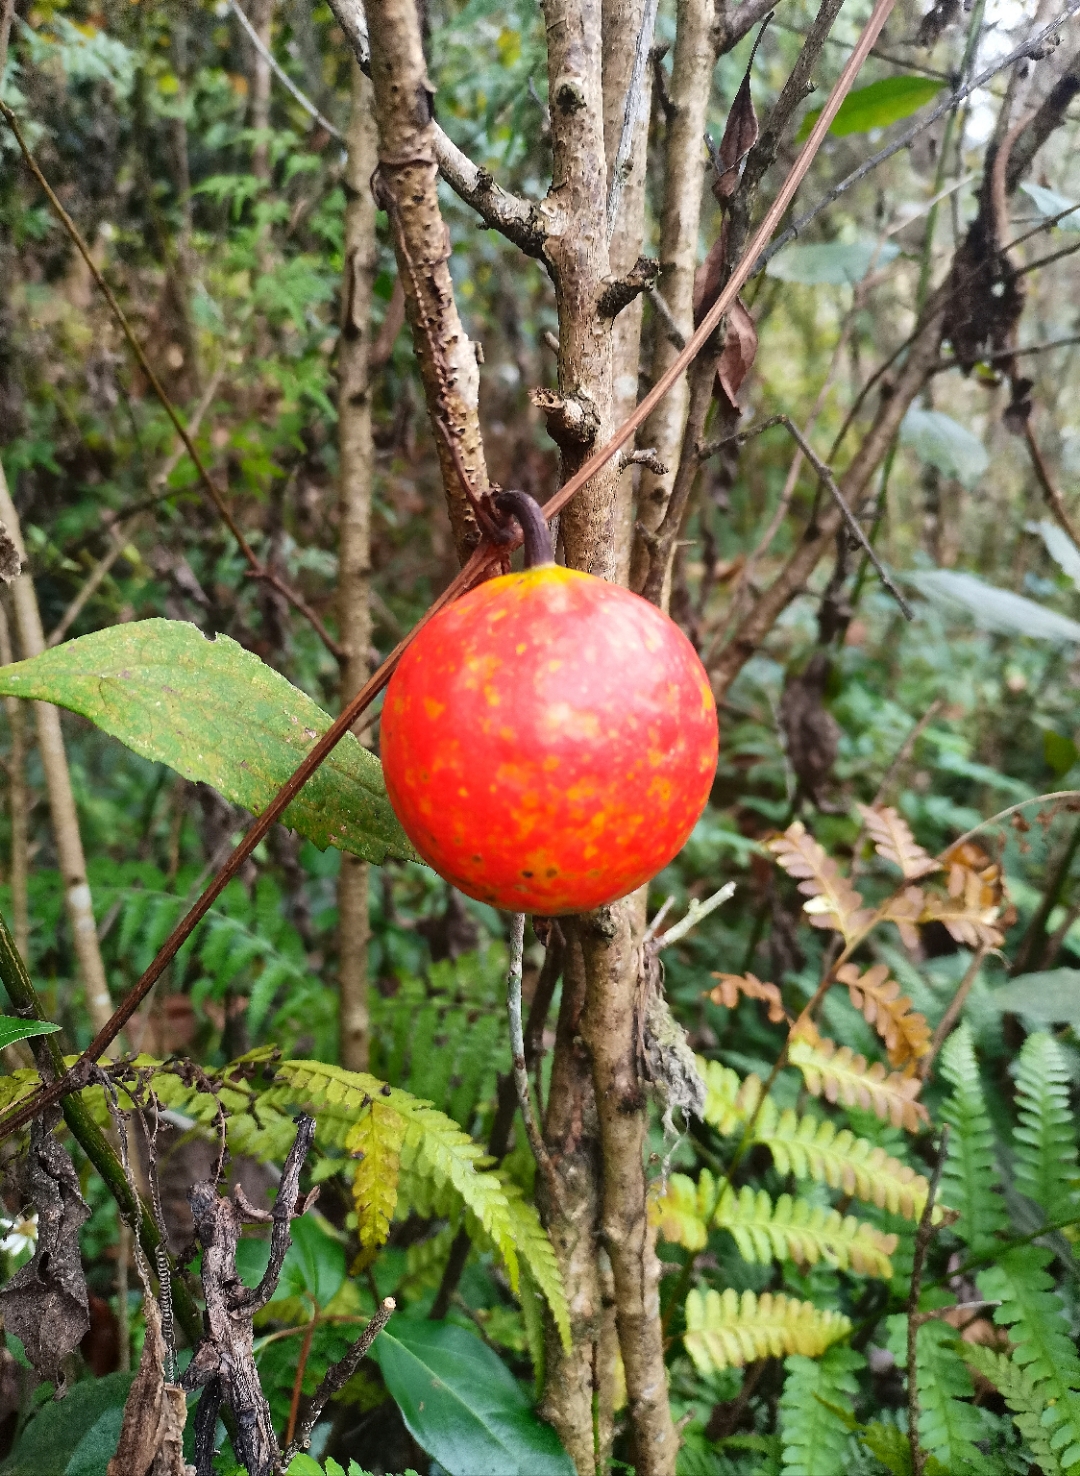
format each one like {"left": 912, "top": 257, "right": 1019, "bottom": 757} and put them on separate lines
{"left": 336, "top": 63, "right": 378, "bottom": 1072}
{"left": 540, "top": 929, "right": 606, "bottom": 1474}
{"left": 579, "top": 905, "right": 675, "bottom": 1476}
{"left": 0, "top": 460, "right": 113, "bottom": 1034}
{"left": 632, "top": 0, "right": 715, "bottom": 598}
{"left": 602, "top": 0, "right": 653, "bottom": 582}
{"left": 539, "top": 0, "right": 619, "bottom": 579}
{"left": 363, "top": 0, "right": 491, "bottom": 563}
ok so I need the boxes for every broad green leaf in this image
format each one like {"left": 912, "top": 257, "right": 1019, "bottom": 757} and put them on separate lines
{"left": 987, "top": 970, "right": 1080, "bottom": 1029}
{"left": 1027, "top": 519, "right": 1080, "bottom": 588}
{"left": 906, "top": 569, "right": 1080, "bottom": 644}
{"left": 0, "top": 620, "right": 415, "bottom": 865}
{"left": 767, "top": 238, "right": 899, "bottom": 286}
{"left": 900, "top": 407, "right": 988, "bottom": 487}
{"left": 275, "top": 1215, "right": 347, "bottom": 1308}
{"left": 798, "top": 75, "right": 943, "bottom": 141}
{"left": 0, "top": 1372, "right": 134, "bottom": 1476}
{"left": 1044, "top": 729, "right": 1079, "bottom": 777}
{"left": 1019, "top": 181, "right": 1080, "bottom": 232}
{"left": 63, "top": 1407, "right": 127, "bottom": 1476}
{"left": 0, "top": 1017, "right": 60, "bottom": 1050}
{"left": 374, "top": 1320, "right": 575, "bottom": 1476}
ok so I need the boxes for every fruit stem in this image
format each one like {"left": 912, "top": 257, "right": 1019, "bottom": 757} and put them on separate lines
{"left": 494, "top": 490, "right": 555, "bottom": 569}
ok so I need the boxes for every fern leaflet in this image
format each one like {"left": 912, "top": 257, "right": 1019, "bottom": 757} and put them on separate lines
{"left": 709, "top": 972, "right": 787, "bottom": 1022}
{"left": 767, "top": 822, "right": 873, "bottom": 942}
{"left": 779, "top": 1346, "right": 863, "bottom": 1476}
{"left": 1013, "top": 1031, "right": 1080, "bottom": 1227}
{"left": 915, "top": 1321, "right": 985, "bottom": 1474}
{"left": 938, "top": 1022, "right": 1006, "bottom": 1255}
{"left": 978, "top": 1244, "right": 1080, "bottom": 1470}
{"left": 683, "top": 1287, "right": 851, "bottom": 1373}
{"left": 836, "top": 963, "right": 931, "bottom": 1068}
{"left": 789, "top": 1025, "right": 927, "bottom": 1130}
{"left": 963, "top": 1342, "right": 1072, "bottom": 1476}
{"left": 856, "top": 804, "right": 939, "bottom": 880}
{"left": 345, "top": 1100, "right": 406, "bottom": 1253}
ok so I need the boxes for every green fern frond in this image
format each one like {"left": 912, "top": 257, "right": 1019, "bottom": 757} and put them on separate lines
{"left": 1013, "top": 1032, "right": 1080, "bottom": 1227}
{"left": 753, "top": 1098, "right": 936, "bottom": 1222}
{"left": 978, "top": 1245, "right": 1080, "bottom": 1470}
{"left": 271, "top": 1060, "right": 569, "bottom": 1347}
{"left": 345, "top": 1100, "right": 406, "bottom": 1252}
{"left": 714, "top": 1184, "right": 897, "bottom": 1278}
{"left": 858, "top": 1419, "right": 912, "bottom": 1476}
{"left": 938, "top": 1022, "right": 1006, "bottom": 1254}
{"left": 963, "top": 1342, "right": 1072, "bottom": 1476}
{"left": 697, "top": 1056, "right": 761, "bottom": 1135}
{"left": 779, "top": 1347, "right": 863, "bottom": 1475}
{"left": 683, "top": 1287, "right": 851, "bottom": 1373}
{"left": 915, "top": 1320, "right": 985, "bottom": 1474}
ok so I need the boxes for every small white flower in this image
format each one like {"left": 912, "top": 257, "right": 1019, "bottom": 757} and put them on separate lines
{"left": 0, "top": 1212, "right": 38, "bottom": 1257}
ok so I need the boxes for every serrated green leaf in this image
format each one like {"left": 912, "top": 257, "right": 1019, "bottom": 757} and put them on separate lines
{"left": 0, "top": 1017, "right": 60, "bottom": 1050}
{"left": 798, "top": 74, "right": 943, "bottom": 140}
{"left": 0, "top": 620, "right": 415, "bottom": 865}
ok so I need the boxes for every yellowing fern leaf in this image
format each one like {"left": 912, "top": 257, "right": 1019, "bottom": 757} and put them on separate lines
{"left": 650, "top": 1173, "right": 708, "bottom": 1250}
{"left": 345, "top": 1100, "right": 406, "bottom": 1252}
{"left": 767, "top": 822, "right": 873, "bottom": 942}
{"left": 684, "top": 1287, "right": 851, "bottom": 1373}
{"left": 755, "top": 1099, "right": 936, "bottom": 1221}
{"left": 697, "top": 1057, "right": 761, "bottom": 1136}
{"left": 919, "top": 888, "right": 1004, "bottom": 950}
{"left": 271, "top": 1060, "right": 569, "bottom": 1344}
{"left": 789, "top": 1026, "right": 928, "bottom": 1131}
{"left": 709, "top": 972, "right": 787, "bottom": 1022}
{"left": 837, "top": 963, "right": 931, "bottom": 1068}
{"left": 857, "top": 804, "right": 939, "bottom": 879}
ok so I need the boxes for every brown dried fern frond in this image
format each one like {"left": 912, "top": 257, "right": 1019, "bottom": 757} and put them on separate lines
{"left": 767, "top": 821, "right": 873, "bottom": 942}
{"left": 836, "top": 962, "right": 931, "bottom": 1068}
{"left": 789, "top": 1023, "right": 928, "bottom": 1132}
{"left": 709, "top": 972, "right": 788, "bottom": 1023}
{"left": 857, "top": 803, "right": 940, "bottom": 879}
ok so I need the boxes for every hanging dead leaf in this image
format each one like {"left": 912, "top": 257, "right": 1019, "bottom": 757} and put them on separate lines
{"left": 781, "top": 654, "right": 840, "bottom": 807}
{"left": 709, "top": 972, "right": 787, "bottom": 1023}
{"left": 0, "top": 523, "right": 21, "bottom": 585}
{"left": 711, "top": 70, "right": 759, "bottom": 203}
{"left": 715, "top": 300, "right": 758, "bottom": 410}
{"left": 0, "top": 1111, "right": 91, "bottom": 1385}
{"left": 108, "top": 1295, "right": 193, "bottom": 1476}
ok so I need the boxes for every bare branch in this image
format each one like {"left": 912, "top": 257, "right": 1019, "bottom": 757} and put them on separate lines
{"left": 432, "top": 125, "right": 548, "bottom": 256}
{"left": 228, "top": 0, "right": 344, "bottom": 141}
{"left": 606, "top": 0, "right": 660, "bottom": 241}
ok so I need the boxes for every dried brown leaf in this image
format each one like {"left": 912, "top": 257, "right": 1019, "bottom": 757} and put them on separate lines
{"left": 857, "top": 804, "right": 940, "bottom": 879}
{"left": 0, "top": 1112, "right": 90, "bottom": 1384}
{"left": 882, "top": 885, "right": 926, "bottom": 950}
{"left": 767, "top": 821, "right": 873, "bottom": 942}
{"left": 108, "top": 1296, "right": 193, "bottom": 1476}
{"left": 709, "top": 972, "right": 787, "bottom": 1023}
{"left": 712, "top": 69, "right": 759, "bottom": 203}
{"left": 715, "top": 299, "right": 758, "bottom": 410}
{"left": 836, "top": 962, "right": 931, "bottom": 1067}
{"left": 0, "top": 524, "right": 21, "bottom": 585}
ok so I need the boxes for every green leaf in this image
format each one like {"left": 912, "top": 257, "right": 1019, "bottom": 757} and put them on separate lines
{"left": 374, "top": 1320, "right": 575, "bottom": 1476}
{"left": 1019, "top": 181, "right": 1080, "bottom": 232}
{"left": 767, "top": 239, "right": 900, "bottom": 286}
{"left": 275, "top": 1215, "right": 347, "bottom": 1308}
{"left": 0, "top": 1372, "right": 135, "bottom": 1476}
{"left": 63, "top": 1406, "right": 128, "bottom": 1476}
{"left": 907, "top": 569, "right": 1080, "bottom": 644}
{"left": 285, "top": 1458, "right": 325, "bottom": 1476}
{"left": 1027, "top": 519, "right": 1080, "bottom": 588}
{"left": 915, "top": 1322, "right": 984, "bottom": 1474}
{"left": 900, "top": 408, "right": 988, "bottom": 487}
{"left": 0, "top": 621, "right": 414, "bottom": 865}
{"left": 779, "top": 1347, "right": 863, "bottom": 1474}
{"left": 0, "top": 1017, "right": 60, "bottom": 1050}
{"left": 1044, "top": 729, "right": 1079, "bottom": 777}
{"left": 798, "top": 75, "right": 944, "bottom": 141}
{"left": 987, "top": 970, "right": 1080, "bottom": 1029}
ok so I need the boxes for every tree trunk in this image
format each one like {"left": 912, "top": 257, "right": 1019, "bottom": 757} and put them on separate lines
{"left": 0, "top": 460, "right": 114, "bottom": 1035}
{"left": 336, "top": 62, "right": 378, "bottom": 1072}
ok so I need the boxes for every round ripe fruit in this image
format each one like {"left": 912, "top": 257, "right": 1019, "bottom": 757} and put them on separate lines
{"left": 381, "top": 514, "right": 718, "bottom": 915}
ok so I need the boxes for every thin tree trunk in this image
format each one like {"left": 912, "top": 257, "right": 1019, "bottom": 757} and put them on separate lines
{"left": 248, "top": 0, "right": 275, "bottom": 184}
{"left": 0, "top": 600, "right": 28, "bottom": 962}
{"left": 631, "top": 0, "right": 715, "bottom": 600}
{"left": 0, "top": 461, "right": 114, "bottom": 1035}
{"left": 361, "top": 0, "right": 492, "bottom": 564}
{"left": 336, "top": 62, "right": 378, "bottom": 1072}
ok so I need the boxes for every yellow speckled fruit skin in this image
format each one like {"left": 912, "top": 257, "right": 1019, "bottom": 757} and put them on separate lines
{"left": 380, "top": 565, "right": 719, "bottom": 915}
